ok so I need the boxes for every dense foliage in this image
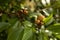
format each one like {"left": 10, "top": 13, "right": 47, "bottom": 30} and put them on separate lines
{"left": 0, "top": 0, "right": 60, "bottom": 40}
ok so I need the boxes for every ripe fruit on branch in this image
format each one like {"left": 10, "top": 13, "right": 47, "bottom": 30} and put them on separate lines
{"left": 17, "top": 8, "right": 28, "bottom": 15}
{"left": 35, "top": 20, "right": 40, "bottom": 24}
{"left": 35, "top": 14, "right": 45, "bottom": 25}
{"left": 23, "top": 9, "right": 28, "bottom": 15}
{"left": 16, "top": 8, "right": 28, "bottom": 18}
{"left": 37, "top": 14, "right": 45, "bottom": 21}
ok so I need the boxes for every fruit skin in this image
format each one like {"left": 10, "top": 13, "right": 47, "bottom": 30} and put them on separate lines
{"left": 23, "top": 9, "right": 28, "bottom": 15}
{"left": 17, "top": 9, "right": 28, "bottom": 16}
{"left": 35, "top": 20, "right": 40, "bottom": 24}
{"left": 35, "top": 14, "right": 45, "bottom": 28}
{"left": 37, "top": 15, "right": 45, "bottom": 21}
{"left": 16, "top": 8, "right": 28, "bottom": 18}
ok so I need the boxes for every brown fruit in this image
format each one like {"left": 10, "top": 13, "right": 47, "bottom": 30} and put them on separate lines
{"left": 40, "top": 22, "right": 44, "bottom": 25}
{"left": 37, "top": 15, "right": 45, "bottom": 21}
{"left": 35, "top": 20, "right": 40, "bottom": 24}
{"left": 20, "top": 10, "right": 23, "bottom": 13}
{"left": 18, "top": 9, "right": 28, "bottom": 15}
{"left": 23, "top": 9, "right": 28, "bottom": 15}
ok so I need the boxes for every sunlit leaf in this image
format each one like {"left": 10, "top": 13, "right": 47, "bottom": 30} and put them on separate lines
{"left": 23, "top": 21, "right": 32, "bottom": 28}
{"left": 41, "top": 0, "right": 46, "bottom": 7}
{"left": 46, "top": 0, "right": 50, "bottom": 6}
{"left": 43, "top": 13, "right": 53, "bottom": 25}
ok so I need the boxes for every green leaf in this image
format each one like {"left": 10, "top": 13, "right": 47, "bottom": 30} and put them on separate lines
{"left": 7, "top": 21, "right": 24, "bottom": 40}
{"left": 23, "top": 21, "right": 32, "bottom": 28}
{"left": 47, "top": 23, "right": 60, "bottom": 33}
{"left": 8, "top": 18, "right": 18, "bottom": 26}
{"left": 2, "top": 14, "right": 7, "bottom": 22}
{"left": 0, "top": 22, "right": 10, "bottom": 32}
{"left": 0, "top": 0, "right": 10, "bottom": 6}
{"left": 52, "top": 0, "right": 60, "bottom": 8}
{"left": 43, "top": 14, "right": 53, "bottom": 25}
{"left": 53, "top": 33, "right": 60, "bottom": 39}
{"left": 28, "top": 33, "right": 36, "bottom": 40}
{"left": 46, "top": 0, "right": 51, "bottom": 6}
{"left": 22, "top": 27, "right": 33, "bottom": 40}
{"left": 38, "top": 32, "right": 48, "bottom": 40}
{"left": 55, "top": 34, "right": 60, "bottom": 39}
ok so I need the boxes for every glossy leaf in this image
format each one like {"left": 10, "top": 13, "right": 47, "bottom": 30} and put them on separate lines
{"left": 22, "top": 27, "right": 33, "bottom": 40}
{"left": 7, "top": 21, "right": 24, "bottom": 40}
{"left": 38, "top": 32, "right": 48, "bottom": 40}
{"left": 38, "top": 25, "right": 48, "bottom": 40}
{"left": 28, "top": 33, "right": 36, "bottom": 40}
{"left": 43, "top": 14, "right": 53, "bottom": 25}
{"left": 46, "top": 0, "right": 50, "bottom": 6}
{"left": 55, "top": 34, "right": 60, "bottom": 39}
{"left": 23, "top": 21, "right": 32, "bottom": 28}
{"left": 41, "top": 0, "right": 46, "bottom": 7}
{"left": 47, "top": 23, "right": 60, "bottom": 33}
